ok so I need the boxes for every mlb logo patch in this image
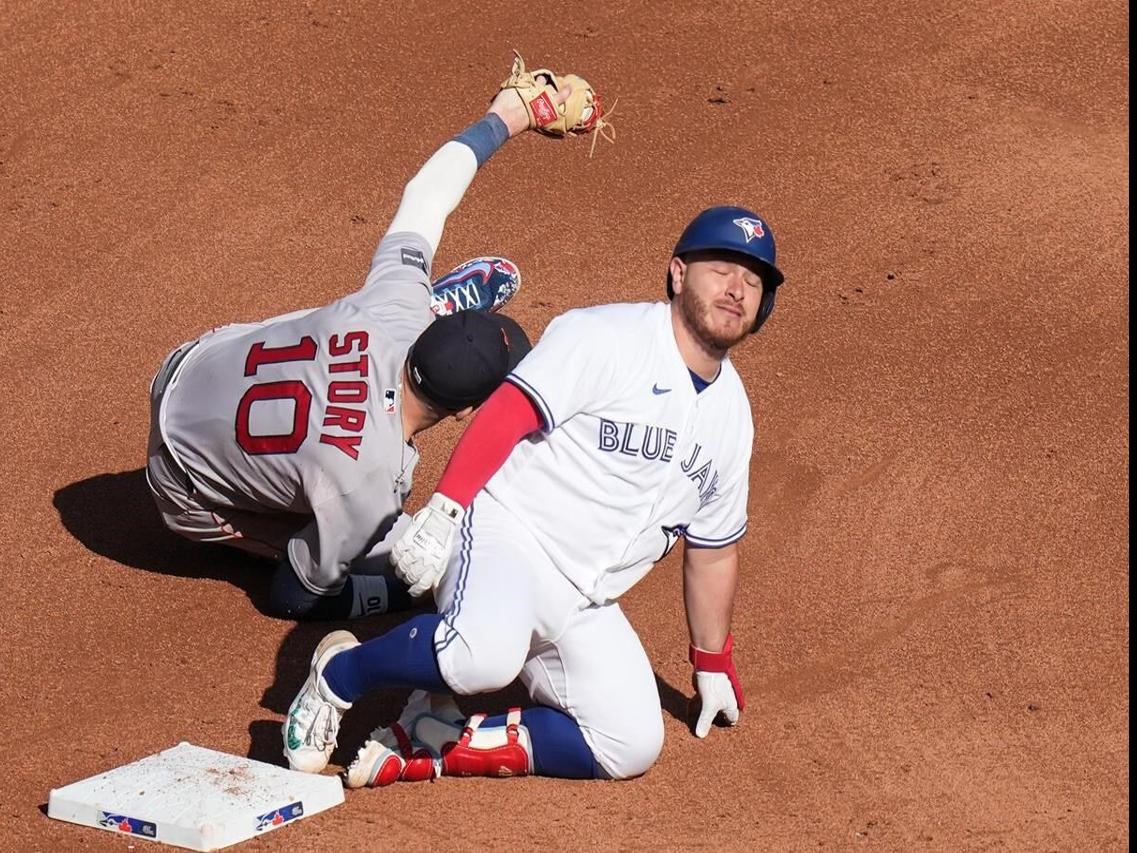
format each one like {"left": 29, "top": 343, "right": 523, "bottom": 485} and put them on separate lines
{"left": 384, "top": 388, "right": 397, "bottom": 413}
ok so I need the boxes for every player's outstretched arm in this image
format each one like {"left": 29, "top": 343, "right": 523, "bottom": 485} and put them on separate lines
{"left": 683, "top": 543, "right": 746, "bottom": 738}
{"left": 379, "top": 82, "right": 572, "bottom": 256}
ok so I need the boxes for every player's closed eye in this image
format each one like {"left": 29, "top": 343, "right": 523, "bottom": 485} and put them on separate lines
{"left": 713, "top": 264, "right": 760, "bottom": 289}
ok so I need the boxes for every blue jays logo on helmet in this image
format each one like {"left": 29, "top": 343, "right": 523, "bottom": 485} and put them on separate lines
{"left": 667, "top": 205, "right": 786, "bottom": 333}
{"left": 732, "top": 216, "right": 766, "bottom": 243}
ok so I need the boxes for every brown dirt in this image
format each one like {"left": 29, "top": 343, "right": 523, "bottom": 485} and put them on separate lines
{"left": 1, "top": 1, "right": 1128, "bottom": 851}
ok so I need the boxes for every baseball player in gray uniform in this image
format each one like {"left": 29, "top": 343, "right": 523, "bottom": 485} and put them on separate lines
{"left": 279, "top": 199, "right": 787, "bottom": 782}
{"left": 145, "top": 90, "right": 547, "bottom": 622}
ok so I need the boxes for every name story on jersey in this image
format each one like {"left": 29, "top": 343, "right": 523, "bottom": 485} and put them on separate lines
{"left": 235, "top": 330, "right": 373, "bottom": 460}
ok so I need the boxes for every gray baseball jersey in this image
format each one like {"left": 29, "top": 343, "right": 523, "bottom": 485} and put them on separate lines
{"left": 158, "top": 232, "right": 435, "bottom": 593}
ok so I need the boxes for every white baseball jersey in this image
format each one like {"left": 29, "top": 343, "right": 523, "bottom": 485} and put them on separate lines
{"left": 492, "top": 301, "right": 753, "bottom": 604}
{"left": 158, "top": 232, "right": 435, "bottom": 593}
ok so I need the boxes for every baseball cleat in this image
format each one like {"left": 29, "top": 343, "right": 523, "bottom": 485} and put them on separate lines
{"left": 345, "top": 724, "right": 414, "bottom": 788}
{"left": 345, "top": 690, "right": 463, "bottom": 788}
{"left": 430, "top": 257, "right": 521, "bottom": 317}
{"left": 282, "top": 630, "right": 359, "bottom": 773}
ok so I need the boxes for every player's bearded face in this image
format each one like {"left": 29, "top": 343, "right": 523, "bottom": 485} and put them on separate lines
{"left": 675, "top": 256, "right": 763, "bottom": 350}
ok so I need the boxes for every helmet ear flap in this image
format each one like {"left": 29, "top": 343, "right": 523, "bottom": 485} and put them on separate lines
{"left": 752, "top": 287, "right": 778, "bottom": 333}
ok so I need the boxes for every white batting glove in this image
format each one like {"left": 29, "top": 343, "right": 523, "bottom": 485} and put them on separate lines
{"left": 689, "top": 634, "right": 746, "bottom": 739}
{"left": 391, "top": 492, "right": 465, "bottom": 597}
{"left": 693, "top": 671, "right": 741, "bottom": 738}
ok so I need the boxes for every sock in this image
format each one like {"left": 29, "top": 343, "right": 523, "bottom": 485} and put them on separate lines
{"left": 346, "top": 573, "right": 415, "bottom": 618}
{"left": 323, "top": 614, "right": 447, "bottom": 702}
{"left": 482, "top": 707, "right": 599, "bottom": 779}
{"left": 270, "top": 562, "right": 412, "bottom": 621}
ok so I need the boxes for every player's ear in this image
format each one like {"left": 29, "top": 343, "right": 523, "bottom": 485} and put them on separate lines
{"left": 669, "top": 256, "right": 687, "bottom": 293}
{"left": 451, "top": 405, "right": 475, "bottom": 422}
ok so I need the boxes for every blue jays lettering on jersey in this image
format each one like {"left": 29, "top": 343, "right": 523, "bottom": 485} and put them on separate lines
{"left": 597, "top": 420, "right": 677, "bottom": 462}
{"left": 493, "top": 301, "right": 753, "bottom": 604}
{"left": 679, "top": 443, "right": 721, "bottom": 508}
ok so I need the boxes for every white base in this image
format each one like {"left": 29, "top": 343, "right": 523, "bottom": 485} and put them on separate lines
{"left": 47, "top": 742, "right": 344, "bottom": 851}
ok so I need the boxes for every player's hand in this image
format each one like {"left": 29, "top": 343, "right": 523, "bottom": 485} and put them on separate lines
{"left": 391, "top": 492, "right": 465, "bottom": 597}
{"left": 488, "top": 82, "right": 573, "bottom": 138}
{"left": 692, "top": 671, "right": 741, "bottom": 738}
{"left": 688, "top": 634, "right": 746, "bottom": 738}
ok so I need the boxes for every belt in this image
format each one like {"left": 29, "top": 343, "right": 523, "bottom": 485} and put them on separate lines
{"left": 161, "top": 443, "right": 196, "bottom": 495}
{"left": 151, "top": 339, "right": 200, "bottom": 399}
{"left": 151, "top": 338, "right": 203, "bottom": 495}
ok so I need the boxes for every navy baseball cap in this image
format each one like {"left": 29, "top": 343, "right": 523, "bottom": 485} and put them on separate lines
{"left": 407, "top": 311, "right": 532, "bottom": 412}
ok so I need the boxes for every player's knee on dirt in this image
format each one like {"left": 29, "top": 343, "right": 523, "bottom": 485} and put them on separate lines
{"left": 269, "top": 560, "right": 411, "bottom": 621}
{"left": 269, "top": 560, "right": 357, "bottom": 621}
{"left": 585, "top": 709, "right": 665, "bottom": 780}
{"left": 269, "top": 561, "right": 329, "bottom": 619}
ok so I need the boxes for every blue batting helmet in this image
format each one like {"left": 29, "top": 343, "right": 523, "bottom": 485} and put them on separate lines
{"left": 667, "top": 206, "right": 785, "bottom": 333}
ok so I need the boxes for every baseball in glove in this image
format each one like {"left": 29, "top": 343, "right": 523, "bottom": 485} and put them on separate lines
{"left": 500, "top": 51, "right": 615, "bottom": 154}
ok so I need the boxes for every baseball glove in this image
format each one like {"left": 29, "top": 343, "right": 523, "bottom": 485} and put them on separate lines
{"left": 500, "top": 51, "right": 615, "bottom": 153}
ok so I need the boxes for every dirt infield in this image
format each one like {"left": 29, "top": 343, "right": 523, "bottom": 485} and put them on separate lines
{"left": 1, "top": 1, "right": 1128, "bottom": 850}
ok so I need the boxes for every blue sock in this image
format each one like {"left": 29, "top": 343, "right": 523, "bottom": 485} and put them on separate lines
{"left": 323, "top": 614, "right": 447, "bottom": 703}
{"left": 452, "top": 113, "right": 510, "bottom": 167}
{"left": 483, "top": 707, "right": 599, "bottom": 779}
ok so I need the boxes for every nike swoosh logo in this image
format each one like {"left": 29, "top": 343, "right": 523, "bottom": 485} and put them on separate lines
{"left": 652, "top": 384, "right": 672, "bottom": 395}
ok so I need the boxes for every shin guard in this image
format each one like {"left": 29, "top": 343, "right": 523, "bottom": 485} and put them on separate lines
{"left": 349, "top": 706, "right": 533, "bottom": 787}
{"left": 437, "top": 709, "right": 533, "bottom": 778}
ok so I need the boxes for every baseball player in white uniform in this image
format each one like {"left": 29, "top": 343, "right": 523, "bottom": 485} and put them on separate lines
{"left": 281, "top": 200, "right": 787, "bottom": 782}
{"left": 145, "top": 89, "right": 546, "bottom": 622}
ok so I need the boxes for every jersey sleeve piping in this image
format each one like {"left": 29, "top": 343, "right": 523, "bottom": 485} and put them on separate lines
{"left": 685, "top": 522, "right": 748, "bottom": 548}
{"left": 505, "top": 374, "right": 555, "bottom": 431}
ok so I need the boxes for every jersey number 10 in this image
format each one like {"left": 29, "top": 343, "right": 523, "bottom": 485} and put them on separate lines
{"left": 234, "top": 337, "right": 318, "bottom": 455}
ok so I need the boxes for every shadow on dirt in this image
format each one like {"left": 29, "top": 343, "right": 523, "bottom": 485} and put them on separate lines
{"left": 253, "top": 614, "right": 533, "bottom": 767}
{"left": 52, "top": 468, "right": 275, "bottom": 612}
{"left": 655, "top": 674, "right": 694, "bottom": 729}
{"left": 55, "top": 469, "right": 698, "bottom": 761}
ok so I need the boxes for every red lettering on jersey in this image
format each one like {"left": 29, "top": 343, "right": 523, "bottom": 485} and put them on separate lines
{"left": 324, "top": 405, "right": 366, "bottom": 432}
{"left": 328, "top": 381, "right": 367, "bottom": 404}
{"left": 329, "top": 331, "right": 369, "bottom": 356}
{"left": 244, "top": 336, "right": 318, "bottom": 376}
{"left": 329, "top": 354, "right": 369, "bottom": 377}
{"left": 235, "top": 381, "right": 312, "bottom": 454}
{"left": 320, "top": 433, "right": 362, "bottom": 460}
{"left": 235, "top": 332, "right": 374, "bottom": 461}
